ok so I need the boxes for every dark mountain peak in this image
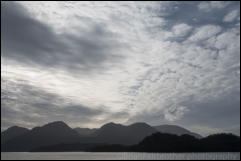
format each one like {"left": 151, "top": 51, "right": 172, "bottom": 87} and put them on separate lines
{"left": 5, "top": 125, "right": 28, "bottom": 131}
{"left": 42, "top": 121, "right": 70, "bottom": 129}
{"left": 29, "top": 121, "right": 76, "bottom": 137}
{"left": 2, "top": 126, "right": 29, "bottom": 135}
{"left": 44, "top": 121, "right": 67, "bottom": 126}
{"left": 7, "top": 126, "right": 19, "bottom": 130}
{"left": 1, "top": 121, "right": 80, "bottom": 152}
{"left": 1, "top": 126, "right": 30, "bottom": 143}
{"left": 101, "top": 122, "right": 152, "bottom": 129}
{"left": 203, "top": 133, "right": 240, "bottom": 141}
{"left": 100, "top": 122, "right": 123, "bottom": 129}
{"left": 104, "top": 122, "right": 119, "bottom": 126}
{"left": 93, "top": 122, "right": 157, "bottom": 145}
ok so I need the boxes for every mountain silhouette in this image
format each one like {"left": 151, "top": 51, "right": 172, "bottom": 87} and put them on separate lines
{"left": 4, "top": 121, "right": 237, "bottom": 152}
{"left": 29, "top": 122, "right": 157, "bottom": 152}
{"left": 88, "top": 132, "right": 240, "bottom": 152}
{"left": 1, "top": 126, "right": 30, "bottom": 144}
{"left": 135, "top": 132, "right": 240, "bottom": 152}
{"left": 1, "top": 121, "right": 80, "bottom": 152}
{"left": 92, "top": 122, "right": 157, "bottom": 145}
{"left": 153, "top": 125, "right": 202, "bottom": 138}
{"left": 200, "top": 133, "right": 240, "bottom": 152}
{"left": 2, "top": 121, "right": 157, "bottom": 151}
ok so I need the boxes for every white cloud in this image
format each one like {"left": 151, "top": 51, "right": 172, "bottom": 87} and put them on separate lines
{"left": 171, "top": 23, "right": 193, "bottom": 37}
{"left": 188, "top": 25, "right": 222, "bottom": 42}
{"left": 206, "top": 28, "right": 240, "bottom": 50}
{"left": 223, "top": 9, "right": 239, "bottom": 22}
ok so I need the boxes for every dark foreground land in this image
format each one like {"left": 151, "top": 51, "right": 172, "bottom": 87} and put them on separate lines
{"left": 31, "top": 133, "right": 240, "bottom": 153}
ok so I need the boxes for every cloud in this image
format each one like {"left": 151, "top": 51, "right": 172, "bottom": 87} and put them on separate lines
{"left": 223, "top": 9, "right": 239, "bottom": 22}
{"left": 123, "top": 21, "right": 239, "bottom": 135}
{"left": 178, "top": 94, "right": 240, "bottom": 136}
{"left": 1, "top": 78, "right": 95, "bottom": 127}
{"left": 198, "top": 1, "right": 230, "bottom": 12}
{"left": 205, "top": 27, "right": 240, "bottom": 50}
{"left": 164, "top": 106, "right": 189, "bottom": 121}
{"left": 171, "top": 23, "right": 193, "bottom": 38}
{"left": 1, "top": 2, "right": 126, "bottom": 74}
{"left": 187, "top": 25, "right": 222, "bottom": 42}
{"left": 1, "top": 77, "right": 132, "bottom": 130}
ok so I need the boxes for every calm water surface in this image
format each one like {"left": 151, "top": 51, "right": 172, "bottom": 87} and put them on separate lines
{"left": 1, "top": 152, "right": 240, "bottom": 160}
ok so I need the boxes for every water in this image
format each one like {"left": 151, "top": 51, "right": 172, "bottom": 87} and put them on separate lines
{"left": 1, "top": 152, "right": 240, "bottom": 160}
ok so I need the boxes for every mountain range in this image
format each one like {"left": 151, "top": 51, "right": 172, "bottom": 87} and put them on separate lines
{"left": 74, "top": 122, "right": 202, "bottom": 139}
{"left": 1, "top": 126, "right": 30, "bottom": 143}
{"left": 1, "top": 121, "right": 231, "bottom": 152}
{"left": 1, "top": 121, "right": 80, "bottom": 152}
{"left": 87, "top": 133, "right": 240, "bottom": 152}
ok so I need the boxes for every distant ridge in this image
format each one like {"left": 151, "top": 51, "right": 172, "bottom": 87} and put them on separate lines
{"left": 92, "top": 122, "right": 157, "bottom": 145}
{"left": 153, "top": 125, "right": 202, "bottom": 138}
{"left": 1, "top": 121, "right": 80, "bottom": 152}
{"left": 1, "top": 121, "right": 214, "bottom": 152}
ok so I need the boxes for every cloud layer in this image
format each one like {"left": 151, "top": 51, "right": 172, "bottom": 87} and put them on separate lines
{"left": 1, "top": 1, "right": 240, "bottom": 136}
{"left": 2, "top": 2, "right": 126, "bottom": 73}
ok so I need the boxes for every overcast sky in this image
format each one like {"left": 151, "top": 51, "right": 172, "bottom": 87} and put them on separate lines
{"left": 1, "top": 1, "right": 240, "bottom": 136}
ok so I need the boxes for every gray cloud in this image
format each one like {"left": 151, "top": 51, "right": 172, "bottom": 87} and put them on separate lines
{"left": 181, "top": 98, "right": 240, "bottom": 129}
{"left": 223, "top": 9, "right": 240, "bottom": 22}
{"left": 1, "top": 77, "right": 131, "bottom": 130}
{"left": 127, "top": 92, "right": 240, "bottom": 136}
{"left": 1, "top": 78, "right": 105, "bottom": 130}
{"left": 1, "top": 2, "right": 126, "bottom": 73}
{"left": 158, "top": 1, "right": 239, "bottom": 30}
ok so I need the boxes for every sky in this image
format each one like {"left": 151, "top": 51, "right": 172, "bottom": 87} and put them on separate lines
{"left": 1, "top": 1, "right": 240, "bottom": 136}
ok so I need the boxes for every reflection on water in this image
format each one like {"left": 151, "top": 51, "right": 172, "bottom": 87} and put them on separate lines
{"left": 1, "top": 152, "right": 240, "bottom": 160}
